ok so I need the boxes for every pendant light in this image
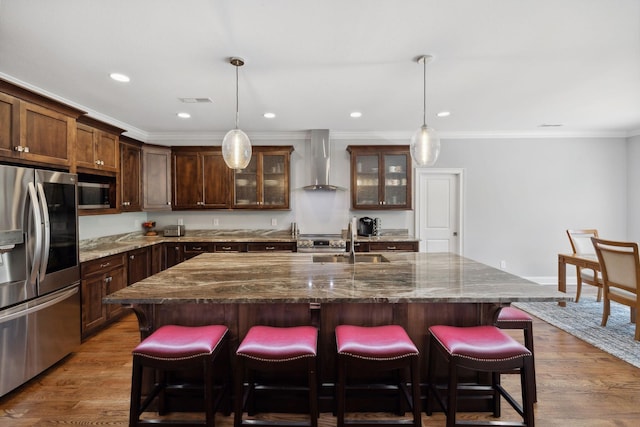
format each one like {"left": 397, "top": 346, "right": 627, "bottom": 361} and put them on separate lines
{"left": 222, "top": 57, "right": 252, "bottom": 170}
{"left": 410, "top": 55, "right": 440, "bottom": 166}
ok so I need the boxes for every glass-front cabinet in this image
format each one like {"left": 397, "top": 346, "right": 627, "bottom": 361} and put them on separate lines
{"left": 233, "top": 146, "right": 293, "bottom": 209}
{"left": 347, "top": 145, "right": 412, "bottom": 210}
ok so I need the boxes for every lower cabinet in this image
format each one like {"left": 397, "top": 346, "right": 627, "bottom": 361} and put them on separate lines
{"left": 247, "top": 242, "right": 296, "bottom": 252}
{"left": 127, "top": 247, "right": 151, "bottom": 285}
{"left": 80, "top": 253, "right": 127, "bottom": 339}
{"left": 353, "top": 241, "right": 419, "bottom": 252}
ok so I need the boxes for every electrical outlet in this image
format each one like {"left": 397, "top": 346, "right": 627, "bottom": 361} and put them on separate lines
{"left": 271, "top": 218, "right": 277, "bottom": 226}
{"left": 213, "top": 218, "right": 219, "bottom": 226}
{"left": 177, "top": 218, "right": 184, "bottom": 226}
{"left": 500, "top": 260, "right": 507, "bottom": 269}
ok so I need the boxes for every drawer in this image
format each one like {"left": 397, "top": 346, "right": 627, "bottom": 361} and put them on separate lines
{"left": 368, "top": 241, "right": 418, "bottom": 252}
{"left": 213, "top": 242, "right": 244, "bottom": 252}
{"left": 183, "top": 243, "right": 212, "bottom": 254}
{"left": 82, "top": 253, "right": 126, "bottom": 276}
{"left": 246, "top": 242, "right": 296, "bottom": 252}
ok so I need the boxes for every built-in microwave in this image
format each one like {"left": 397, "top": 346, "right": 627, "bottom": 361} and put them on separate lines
{"left": 77, "top": 182, "right": 111, "bottom": 209}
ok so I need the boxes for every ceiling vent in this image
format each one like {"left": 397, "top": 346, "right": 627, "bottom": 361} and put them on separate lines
{"left": 178, "top": 97, "right": 213, "bottom": 103}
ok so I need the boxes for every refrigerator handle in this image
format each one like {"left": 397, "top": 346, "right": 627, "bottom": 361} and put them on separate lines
{"left": 0, "top": 286, "right": 78, "bottom": 325}
{"left": 27, "top": 182, "right": 43, "bottom": 286}
{"left": 36, "top": 183, "right": 50, "bottom": 281}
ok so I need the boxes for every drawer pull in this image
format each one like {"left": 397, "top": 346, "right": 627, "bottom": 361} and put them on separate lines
{"left": 387, "top": 246, "right": 397, "bottom": 250}
{"left": 191, "top": 246, "right": 202, "bottom": 251}
{"left": 265, "top": 246, "right": 275, "bottom": 250}
{"left": 221, "top": 246, "right": 232, "bottom": 251}
{"left": 130, "top": 255, "right": 135, "bottom": 260}
{"left": 100, "top": 262, "right": 111, "bottom": 268}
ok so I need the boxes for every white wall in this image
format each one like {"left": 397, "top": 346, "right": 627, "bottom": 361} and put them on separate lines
{"left": 78, "top": 134, "right": 629, "bottom": 280}
{"left": 627, "top": 135, "right": 640, "bottom": 243}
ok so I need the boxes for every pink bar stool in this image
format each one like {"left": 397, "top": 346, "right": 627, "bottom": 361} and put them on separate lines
{"left": 426, "top": 325, "right": 535, "bottom": 427}
{"left": 495, "top": 306, "right": 537, "bottom": 402}
{"left": 234, "top": 325, "right": 318, "bottom": 427}
{"left": 335, "top": 325, "right": 421, "bottom": 427}
{"left": 129, "top": 324, "right": 230, "bottom": 427}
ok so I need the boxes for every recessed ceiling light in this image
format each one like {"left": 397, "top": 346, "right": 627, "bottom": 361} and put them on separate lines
{"left": 350, "top": 111, "right": 362, "bottom": 118}
{"left": 263, "top": 112, "right": 276, "bottom": 119}
{"left": 538, "top": 123, "right": 563, "bottom": 127}
{"left": 177, "top": 112, "right": 191, "bottom": 119}
{"left": 437, "top": 111, "right": 451, "bottom": 117}
{"left": 109, "top": 73, "right": 130, "bottom": 83}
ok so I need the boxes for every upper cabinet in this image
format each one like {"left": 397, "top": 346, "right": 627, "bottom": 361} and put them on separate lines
{"left": 0, "top": 80, "right": 84, "bottom": 168}
{"left": 347, "top": 145, "right": 412, "bottom": 210}
{"left": 233, "top": 146, "right": 293, "bottom": 209}
{"left": 119, "top": 136, "right": 142, "bottom": 212}
{"left": 142, "top": 144, "right": 172, "bottom": 211}
{"left": 75, "top": 116, "right": 123, "bottom": 174}
{"left": 172, "top": 147, "right": 231, "bottom": 209}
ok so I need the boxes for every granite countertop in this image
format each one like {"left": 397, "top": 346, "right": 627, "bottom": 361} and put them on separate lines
{"left": 104, "top": 252, "right": 568, "bottom": 305}
{"left": 79, "top": 229, "right": 419, "bottom": 263}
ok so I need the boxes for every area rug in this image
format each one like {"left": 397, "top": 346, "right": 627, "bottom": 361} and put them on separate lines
{"left": 513, "top": 296, "right": 640, "bottom": 369}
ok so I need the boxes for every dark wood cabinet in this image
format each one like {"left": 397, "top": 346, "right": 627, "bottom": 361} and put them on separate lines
{"left": 142, "top": 144, "right": 172, "bottom": 211}
{"left": 80, "top": 253, "right": 127, "bottom": 339}
{"left": 353, "top": 241, "right": 419, "bottom": 252}
{"left": 164, "top": 243, "right": 183, "bottom": 268}
{"left": 183, "top": 242, "right": 212, "bottom": 260}
{"left": 172, "top": 147, "right": 231, "bottom": 209}
{"left": 75, "top": 116, "right": 123, "bottom": 174}
{"left": 150, "top": 244, "right": 164, "bottom": 274}
{"left": 347, "top": 145, "right": 412, "bottom": 210}
{"left": 233, "top": 146, "right": 293, "bottom": 209}
{"left": 247, "top": 242, "right": 296, "bottom": 252}
{"left": 127, "top": 247, "right": 150, "bottom": 285}
{"left": 0, "top": 92, "right": 19, "bottom": 160}
{"left": 120, "top": 137, "right": 142, "bottom": 212}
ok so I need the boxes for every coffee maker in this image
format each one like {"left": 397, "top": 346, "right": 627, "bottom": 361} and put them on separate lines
{"left": 357, "top": 217, "right": 374, "bottom": 236}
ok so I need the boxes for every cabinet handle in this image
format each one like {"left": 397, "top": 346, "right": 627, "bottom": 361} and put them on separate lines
{"left": 265, "top": 246, "right": 275, "bottom": 250}
{"left": 24, "top": 146, "right": 30, "bottom": 153}
{"left": 221, "top": 246, "right": 232, "bottom": 251}
{"left": 191, "top": 247, "right": 202, "bottom": 250}
{"left": 130, "top": 255, "right": 135, "bottom": 260}
{"left": 14, "top": 145, "right": 24, "bottom": 152}
{"left": 100, "top": 262, "right": 111, "bottom": 268}
{"left": 104, "top": 276, "right": 112, "bottom": 283}
{"left": 387, "top": 246, "right": 397, "bottom": 250}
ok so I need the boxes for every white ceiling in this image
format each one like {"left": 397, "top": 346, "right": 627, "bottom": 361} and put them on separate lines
{"left": 1, "top": 0, "right": 639, "bottom": 141}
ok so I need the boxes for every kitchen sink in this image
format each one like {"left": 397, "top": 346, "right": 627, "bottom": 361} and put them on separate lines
{"left": 312, "top": 253, "right": 390, "bottom": 264}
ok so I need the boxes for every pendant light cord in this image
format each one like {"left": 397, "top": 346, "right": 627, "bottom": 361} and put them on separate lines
{"left": 235, "top": 64, "right": 240, "bottom": 129}
{"left": 422, "top": 56, "right": 427, "bottom": 127}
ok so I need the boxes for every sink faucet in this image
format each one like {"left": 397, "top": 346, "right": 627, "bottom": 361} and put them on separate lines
{"left": 347, "top": 218, "right": 356, "bottom": 264}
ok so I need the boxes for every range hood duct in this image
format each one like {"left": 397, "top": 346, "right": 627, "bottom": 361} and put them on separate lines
{"left": 303, "top": 129, "right": 343, "bottom": 191}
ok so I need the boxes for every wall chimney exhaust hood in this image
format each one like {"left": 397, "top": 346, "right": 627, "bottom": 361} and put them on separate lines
{"left": 303, "top": 129, "right": 343, "bottom": 191}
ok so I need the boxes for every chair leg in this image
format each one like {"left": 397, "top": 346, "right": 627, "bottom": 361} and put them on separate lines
{"left": 601, "top": 299, "right": 610, "bottom": 327}
{"left": 410, "top": 357, "right": 421, "bottom": 427}
{"left": 308, "top": 357, "right": 319, "bottom": 427}
{"left": 575, "top": 269, "right": 583, "bottom": 303}
{"left": 129, "top": 358, "right": 142, "bottom": 427}
{"left": 521, "top": 357, "right": 535, "bottom": 427}
{"left": 203, "top": 358, "right": 215, "bottom": 427}
{"left": 596, "top": 286, "right": 602, "bottom": 302}
{"left": 234, "top": 360, "right": 245, "bottom": 427}
{"left": 446, "top": 359, "right": 458, "bottom": 427}
{"left": 337, "top": 356, "right": 346, "bottom": 427}
{"left": 523, "top": 325, "right": 537, "bottom": 402}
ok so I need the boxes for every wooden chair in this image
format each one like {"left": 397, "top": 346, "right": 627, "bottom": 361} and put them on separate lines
{"left": 566, "top": 229, "right": 603, "bottom": 302}
{"left": 591, "top": 237, "right": 640, "bottom": 341}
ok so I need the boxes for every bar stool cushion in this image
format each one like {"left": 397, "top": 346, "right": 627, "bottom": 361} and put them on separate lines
{"left": 430, "top": 325, "right": 531, "bottom": 361}
{"left": 336, "top": 324, "right": 418, "bottom": 360}
{"left": 497, "top": 307, "right": 533, "bottom": 323}
{"left": 133, "top": 324, "right": 228, "bottom": 360}
{"left": 236, "top": 325, "right": 317, "bottom": 361}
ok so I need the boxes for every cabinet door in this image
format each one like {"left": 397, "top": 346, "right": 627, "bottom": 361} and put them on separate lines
{"left": 382, "top": 154, "right": 409, "bottom": 208}
{"left": 81, "top": 275, "right": 107, "bottom": 336}
{"left": 127, "top": 247, "right": 150, "bottom": 285}
{"left": 353, "top": 153, "right": 381, "bottom": 208}
{"left": 262, "top": 154, "right": 289, "bottom": 208}
{"left": 233, "top": 155, "right": 258, "bottom": 207}
{"left": 172, "top": 150, "right": 202, "bottom": 208}
{"left": 202, "top": 152, "right": 231, "bottom": 208}
{"left": 75, "top": 123, "right": 96, "bottom": 168}
{"left": 120, "top": 143, "right": 142, "bottom": 211}
{"left": 0, "top": 92, "right": 19, "bottom": 160}
{"left": 142, "top": 145, "right": 172, "bottom": 211}
{"left": 20, "top": 101, "right": 73, "bottom": 167}
{"left": 165, "top": 243, "right": 182, "bottom": 268}
{"left": 96, "top": 132, "right": 119, "bottom": 172}
{"left": 105, "top": 266, "right": 127, "bottom": 319}
{"left": 150, "top": 244, "right": 164, "bottom": 274}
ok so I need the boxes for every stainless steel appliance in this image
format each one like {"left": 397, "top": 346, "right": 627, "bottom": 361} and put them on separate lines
{"left": 296, "top": 234, "right": 347, "bottom": 253}
{"left": 77, "top": 181, "right": 111, "bottom": 209}
{"left": 0, "top": 164, "right": 80, "bottom": 397}
{"left": 358, "top": 217, "right": 374, "bottom": 237}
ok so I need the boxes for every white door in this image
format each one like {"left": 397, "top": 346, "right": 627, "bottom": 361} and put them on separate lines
{"left": 415, "top": 169, "right": 463, "bottom": 254}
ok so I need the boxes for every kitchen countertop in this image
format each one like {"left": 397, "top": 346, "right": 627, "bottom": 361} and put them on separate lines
{"left": 103, "top": 252, "right": 567, "bottom": 305}
{"left": 79, "top": 229, "right": 419, "bottom": 263}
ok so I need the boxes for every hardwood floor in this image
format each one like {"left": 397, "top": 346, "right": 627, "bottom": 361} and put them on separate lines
{"left": 2, "top": 287, "right": 640, "bottom": 426}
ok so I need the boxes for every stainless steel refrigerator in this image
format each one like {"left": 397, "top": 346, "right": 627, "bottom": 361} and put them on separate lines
{"left": 0, "top": 164, "right": 80, "bottom": 397}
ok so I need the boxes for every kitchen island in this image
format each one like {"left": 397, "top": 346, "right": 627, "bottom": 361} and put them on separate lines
{"left": 105, "top": 251, "right": 566, "bottom": 410}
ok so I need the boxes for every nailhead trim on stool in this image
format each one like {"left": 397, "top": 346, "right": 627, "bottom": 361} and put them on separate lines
{"left": 495, "top": 306, "right": 537, "bottom": 402}
{"left": 129, "top": 324, "right": 230, "bottom": 427}
{"left": 426, "top": 325, "right": 535, "bottom": 427}
{"left": 234, "top": 325, "right": 318, "bottom": 427}
{"left": 335, "top": 325, "right": 421, "bottom": 427}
